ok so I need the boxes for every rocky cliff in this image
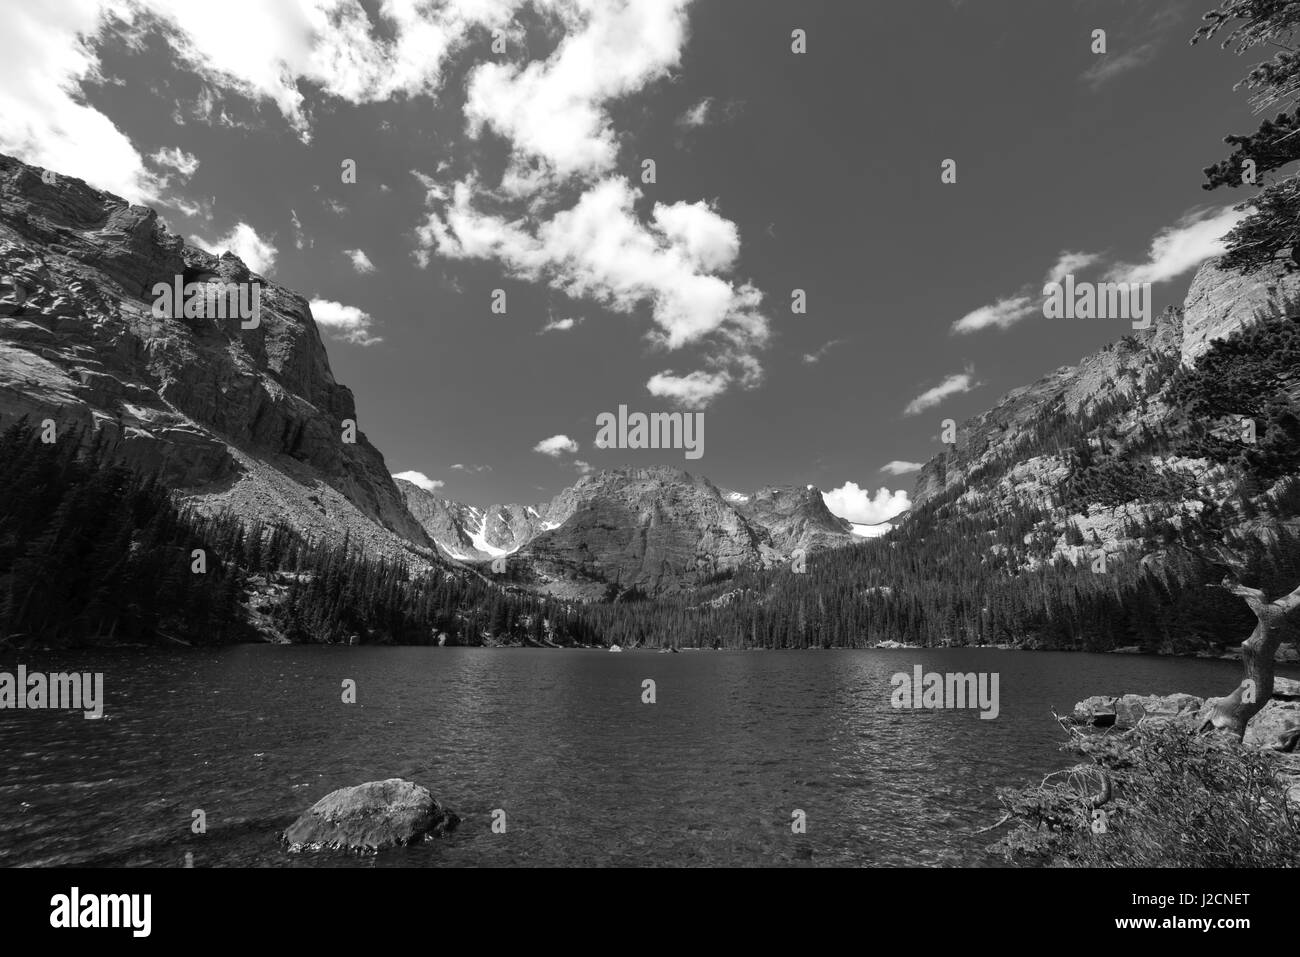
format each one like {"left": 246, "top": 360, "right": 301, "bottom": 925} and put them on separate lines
{"left": 0, "top": 154, "right": 430, "bottom": 557}
{"left": 903, "top": 255, "right": 1300, "bottom": 658}
{"left": 914, "top": 257, "right": 1300, "bottom": 510}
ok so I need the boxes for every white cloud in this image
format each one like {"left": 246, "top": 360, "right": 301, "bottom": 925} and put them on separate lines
{"left": 0, "top": 1, "right": 160, "bottom": 202}
{"left": 802, "top": 339, "right": 845, "bottom": 364}
{"left": 955, "top": 204, "right": 1248, "bottom": 338}
{"left": 952, "top": 295, "right": 1037, "bottom": 334}
{"left": 290, "top": 209, "right": 306, "bottom": 250}
{"left": 573, "top": 459, "right": 593, "bottom": 475}
{"left": 149, "top": 146, "right": 200, "bottom": 179}
{"left": 904, "top": 372, "right": 978, "bottom": 416}
{"left": 1107, "top": 205, "right": 1248, "bottom": 285}
{"left": 1043, "top": 250, "right": 1102, "bottom": 284}
{"left": 308, "top": 297, "right": 383, "bottom": 346}
{"left": 1080, "top": 44, "right": 1157, "bottom": 90}
{"left": 880, "top": 460, "right": 923, "bottom": 475}
{"left": 464, "top": 0, "right": 690, "bottom": 185}
{"left": 412, "top": 1, "right": 764, "bottom": 405}
{"left": 822, "top": 482, "right": 912, "bottom": 525}
{"left": 393, "top": 470, "right": 444, "bottom": 493}
{"left": 194, "top": 222, "right": 278, "bottom": 274}
{"left": 345, "top": 248, "right": 375, "bottom": 273}
{"left": 534, "top": 434, "right": 579, "bottom": 457}
{"left": 422, "top": 177, "right": 768, "bottom": 379}
{"left": 677, "top": 97, "right": 713, "bottom": 128}
{"left": 450, "top": 463, "right": 492, "bottom": 473}
{"left": 646, "top": 369, "right": 731, "bottom": 409}
{"left": 541, "top": 316, "right": 579, "bottom": 332}
{"left": 0, "top": 0, "right": 516, "bottom": 197}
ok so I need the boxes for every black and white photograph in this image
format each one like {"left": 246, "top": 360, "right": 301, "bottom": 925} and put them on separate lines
{"left": 0, "top": 0, "right": 1296, "bottom": 937}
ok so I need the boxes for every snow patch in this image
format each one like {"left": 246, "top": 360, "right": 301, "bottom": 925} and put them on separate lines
{"left": 467, "top": 512, "right": 512, "bottom": 557}
{"left": 850, "top": 522, "right": 892, "bottom": 539}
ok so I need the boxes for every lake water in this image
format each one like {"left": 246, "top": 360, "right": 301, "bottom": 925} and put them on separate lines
{"left": 1, "top": 647, "right": 1291, "bottom": 868}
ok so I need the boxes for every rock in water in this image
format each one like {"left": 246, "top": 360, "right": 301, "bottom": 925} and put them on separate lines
{"left": 283, "top": 779, "right": 458, "bottom": 851}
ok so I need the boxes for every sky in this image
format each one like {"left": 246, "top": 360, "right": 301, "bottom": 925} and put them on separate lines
{"left": 0, "top": 0, "right": 1263, "bottom": 524}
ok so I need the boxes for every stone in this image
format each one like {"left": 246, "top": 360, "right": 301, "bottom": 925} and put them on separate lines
{"left": 283, "top": 779, "right": 459, "bottom": 851}
{"left": 1073, "top": 692, "right": 1205, "bottom": 728}
{"left": 1244, "top": 700, "right": 1300, "bottom": 751}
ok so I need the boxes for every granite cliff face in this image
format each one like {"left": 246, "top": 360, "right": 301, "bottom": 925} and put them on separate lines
{"left": 905, "top": 255, "right": 1300, "bottom": 637}
{"left": 913, "top": 257, "right": 1300, "bottom": 510}
{"left": 1181, "top": 259, "right": 1300, "bottom": 366}
{"left": 0, "top": 154, "right": 429, "bottom": 556}
{"left": 403, "top": 466, "right": 859, "bottom": 599}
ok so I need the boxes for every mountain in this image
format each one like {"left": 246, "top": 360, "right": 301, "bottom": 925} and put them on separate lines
{"left": 0, "top": 154, "right": 430, "bottom": 559}
{"left": 396, "top": 482, "right": 554, "bottom": 560}
{"left": 402, "top": 466, "right": 859, "bottom": 600}
{"left": 912, "top": 257, "right": 1300, "bottom": 578}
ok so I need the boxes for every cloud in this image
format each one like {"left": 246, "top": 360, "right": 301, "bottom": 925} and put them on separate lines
{"left": 290, "top": 209, "right": 306, "bottom": 250}
{"left": 677, "top": 97, "right": 713, "bottom": 129}
{"left": 1106, "top": 205, "right": 1247, "bottom": 285}
{"left": 534, "top": 434, "right": 579, "bottom": 457}
{"left": 422, "top": 178, "right": 766, "bottom": 356}
{"left": 1043, "top": 250, "right": 1103, "bottom": 284}
{"left": 880, "top": 460, "right": 924, "bottom": 475}
{"left": 541, "top": 316, "right": 580, "bottom": 333}
{"left": 956, "top": 203, "right": 1248, "bottom": 337}
{"left": 646, "top": 369, "right": 731, "bottom": 409}
{"left": 345, "top": 248, "right": 376, "bottom": 274}
{"left": 413, "top": 1, "right": 765, "bottom": 405}
{"left": 1080, "top": 43, "right": 1157, "bottom": 90}
{"left": 450, "top": 463, "right": 492, "bottom": 473}
{"left": 0, "top": 2, "right": 161, "bottom": 202}
{"left": 308, "top": 297, "right": 383, "bottom": 346}
{"left": 149, "top": 146, "right": 200, "bottom": 179}
{"left": 802, "top": 339, "right": 845, "bottom": 364}
{"left": 0, "top": 1, "right": 529, "bottom": 200}
{"left": 952, "top": 295, "right": 1037, "bottom": 334}
{"left": 194, "top": 222, "right": 278, "bottom": 274}
{"left": 822, "top": 482, "right": 912, "bottom": 525}
{"left": 393, "top": 470, "right": 444, "bottom": 493}
{"left": 904, "top": 372, "right": 978, "bottom": 416}
{"left": 464, "top": 0, "right": 690, "bottom": 185}
{"left": 573, "top": 459, "right": 593, "bottom": 475}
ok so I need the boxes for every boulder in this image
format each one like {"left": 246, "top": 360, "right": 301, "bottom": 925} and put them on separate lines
{"left": 1073, "top": 693, "right": 1204, "bottom": 728}
{"left": 1072, "top": 695, "right": 1118, "bottom": 726}
{"left": 1274, "top": 676, "right": 1300, "bottom": 700}
{"left": 1244, "top": 700, "right": 1300, "bottom": 752}
{"left": 1115, "top": 692, "right": 1205, "bottom": 728}
{"left": 283, "top": 779, "right": 458, "bottom": 851}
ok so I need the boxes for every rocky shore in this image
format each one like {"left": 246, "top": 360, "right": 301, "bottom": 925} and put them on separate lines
{"left": 1069, "top": 677, "right": 1300, "bottom": 802}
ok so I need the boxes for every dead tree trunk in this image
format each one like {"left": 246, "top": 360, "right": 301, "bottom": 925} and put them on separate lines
{"left": 1201, "top": 577, "right": 1300, "bottom": 741}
